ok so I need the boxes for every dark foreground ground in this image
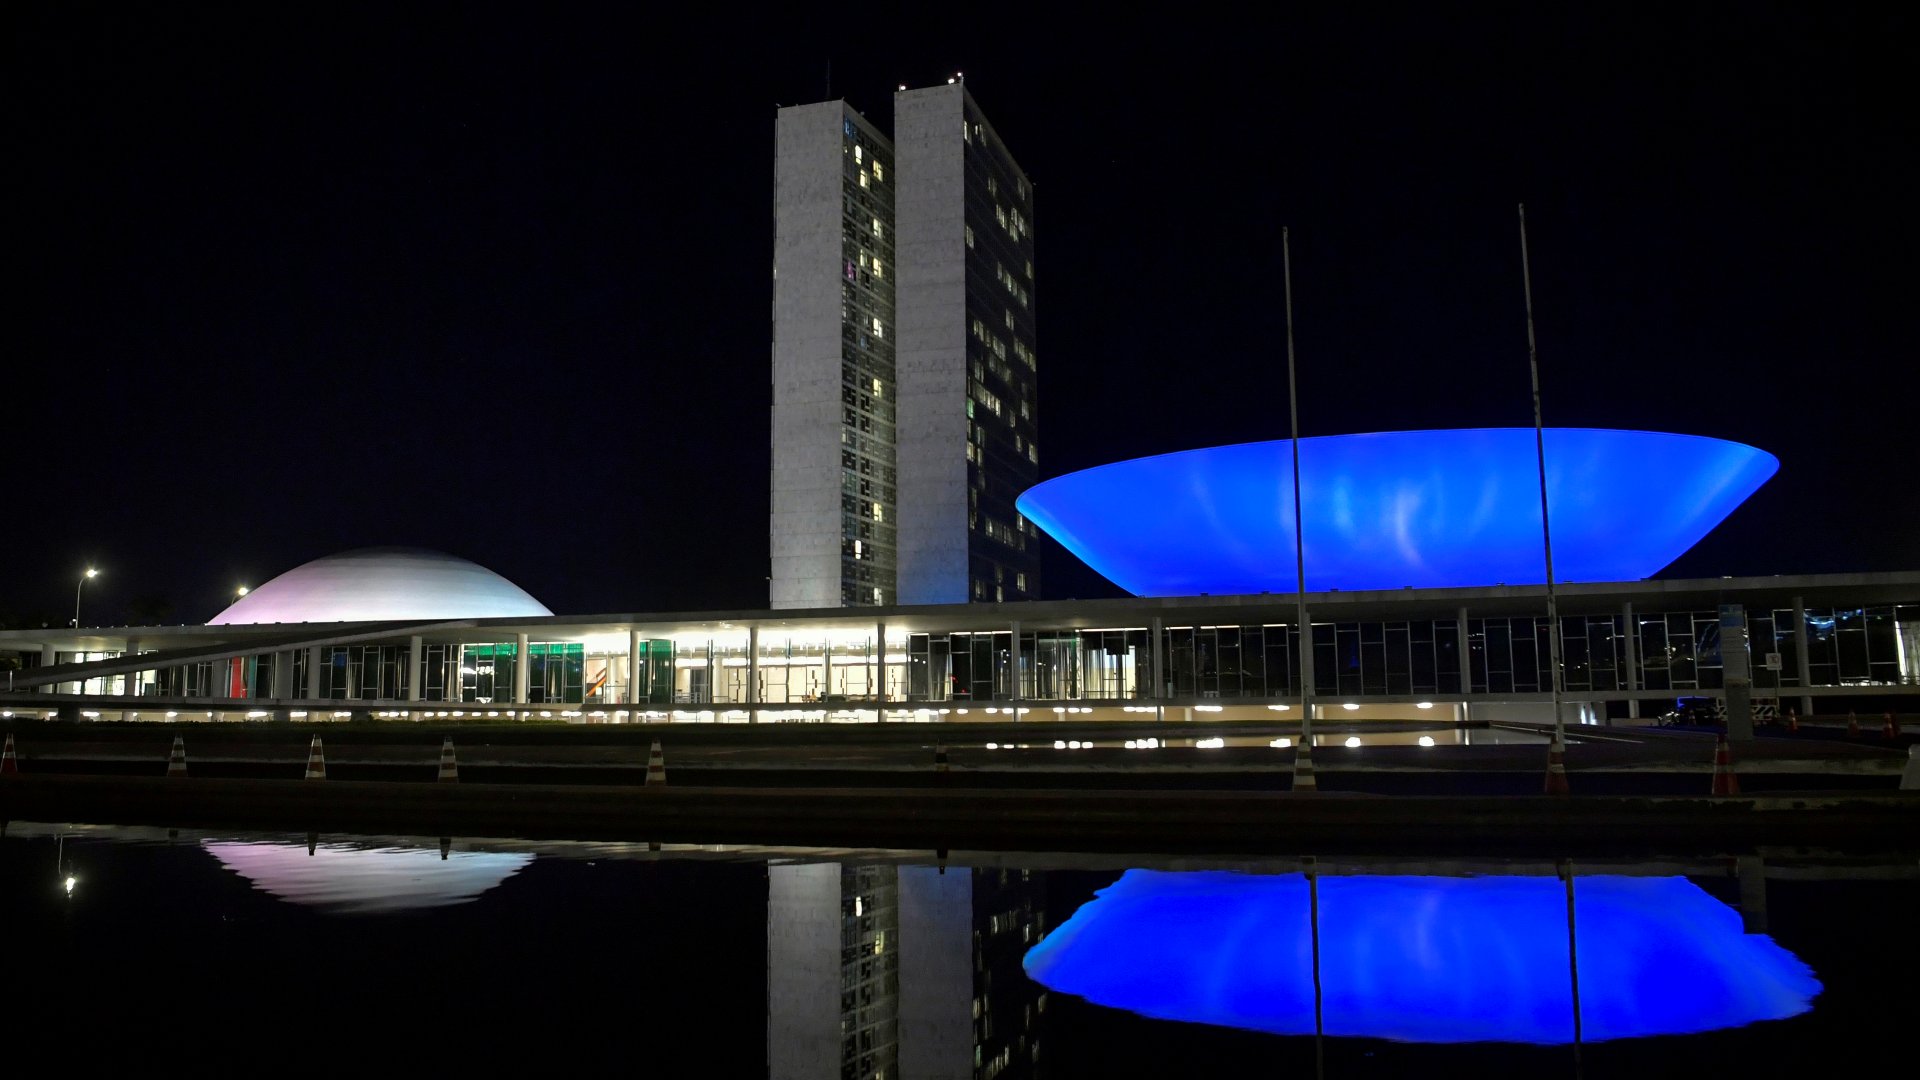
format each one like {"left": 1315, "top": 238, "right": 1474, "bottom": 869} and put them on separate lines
{"left": 5, "top": 718, "right": 1915, "bottom": 858}
{"left": 5, "top": 774, "right": 1917, "bottom": 859}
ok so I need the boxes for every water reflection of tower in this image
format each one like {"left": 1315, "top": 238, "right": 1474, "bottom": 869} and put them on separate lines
{"left": 769, "top": 863, "right": 901, "bottom": 1080}
{"left": 947, "top": 866, "right": 1047, "bottom": 1080}
{"left": 768, "top": 862, "right": 1047, "bottom": 1080}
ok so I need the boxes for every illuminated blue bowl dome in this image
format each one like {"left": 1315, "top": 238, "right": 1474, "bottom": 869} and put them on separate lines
{"left": 1015, "top": 428, "right": 1777, "bottom": 595}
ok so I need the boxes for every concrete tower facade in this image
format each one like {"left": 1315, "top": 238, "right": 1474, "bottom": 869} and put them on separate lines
{"left": 771, "top": 103, "right": 898, "bottom": 609}
{"left": 895, "top": 83, "right": 1040, "bottom": 606}
{"left": 772, "top": 84, "right": 1035, "bottom": 610}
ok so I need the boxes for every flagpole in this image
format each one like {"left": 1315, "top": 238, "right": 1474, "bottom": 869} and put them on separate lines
{"left": 1284, "top": 227, "right": 1316, "bottom": 787}
{"left": 1518, "top": 204, "right": 1566, "bottom": 747}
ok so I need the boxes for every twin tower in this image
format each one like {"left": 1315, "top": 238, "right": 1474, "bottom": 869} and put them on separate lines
{"left": 772, "top": 82, "right": 1039, "bottom": 610}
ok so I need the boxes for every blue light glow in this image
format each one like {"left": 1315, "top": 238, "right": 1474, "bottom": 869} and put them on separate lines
{"left": 1022, "top": 870, "right": 1818, "bottom": 1044}
{"left": 1014, "top": 429, "right": 1777, "bottom": 595}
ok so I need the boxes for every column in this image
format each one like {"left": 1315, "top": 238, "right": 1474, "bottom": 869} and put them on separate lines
{"left": 1621, "top": 602, "right": 1640, "bottom": 720}
{"left": 1302, "top": 614, "right": 1318, "bottom": 728}
{"left": 1144, "top": 614, "right": 1159, "bottom": 699}
{"left": 407, "top": 635, "right": 424, "bottom": 704}
{"left": 1456, "top": 607, "right": 1472, "bottom": 725}
{"left": 267, "top": 650, "right": 291, "bottom": 719}
{"left": 628, "top": 629, "right": 644, "bottom": 708}
{"left": 747, "top": 625, "right": 760, "bottom": 722}
{"left": 1721, "top": 605, "right": 1754, "bottom": 742}
{"left": 449, "top": 644, "right": 465, "bottom": 703}
{"left": 306, "top": 645, "right": 324, "bottom": 700}
{"left": 1792, "top": 595, "right": 1813, "bottom": 717}
{"left": 1009, "top": 619, "right": 1022, "bottom": 719}
{"left": 513, "top": 631, "right": 531, "bottom": 706}
{"left": 872, "top": 621, "right": 885, "bottom": 719}
{"left": 123, "top": 638, "right": 141, "bottom": 698}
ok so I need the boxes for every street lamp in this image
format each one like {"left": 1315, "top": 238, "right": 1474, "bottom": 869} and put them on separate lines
{"left": 72, "top": 567, "right": 99, "bottom": 628}
{"left": 236, "top": 585, "right": 250, "bottom": 598}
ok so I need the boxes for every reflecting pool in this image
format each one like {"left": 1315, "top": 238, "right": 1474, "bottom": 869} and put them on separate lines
{"left": 3, "top": 824, "right": 1912, "bottom": 1077}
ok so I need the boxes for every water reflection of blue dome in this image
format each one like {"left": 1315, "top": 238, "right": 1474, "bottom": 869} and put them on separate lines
{"left": 1023, "top": 870, "right": 1819, "bottom": 1044}
{"left": 1014, "top": 429, "right": 1778, "bottom": 595}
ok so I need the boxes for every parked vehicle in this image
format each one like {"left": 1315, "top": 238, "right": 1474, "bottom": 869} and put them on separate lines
{"left": 1657, "top": 696, "right": 1780, "bottom": 727}
{"left": 1657, "top": 696, "right": 1721, "bottom": 726}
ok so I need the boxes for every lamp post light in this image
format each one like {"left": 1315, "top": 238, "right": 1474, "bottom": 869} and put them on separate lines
{"left": 236, "top": 585, "right": 250, "bottom": 599}
{"left": 72, "top": 567, "right": 99, "bottom": 628}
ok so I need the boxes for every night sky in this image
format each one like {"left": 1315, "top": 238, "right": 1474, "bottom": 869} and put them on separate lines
{"left": 9, "top": 5, "right": 1915, "bottom": 628}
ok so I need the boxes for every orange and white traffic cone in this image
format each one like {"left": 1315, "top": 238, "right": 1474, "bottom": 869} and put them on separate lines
{"left": 934, "top": 743, "right": 950, "bottom": 773}
{"left": 645, "top": 739, "right": 666, "bottom": 787}
{"left": 1293, "top": 740, "right": 1318, "bottom": 793}
{"left": 1711, "top": 734, "right": 1740, "bottom": 796}
{"left": 437, "top": 737, "right": 459, "bottom": 782}
{"left": 1, "top": 733, "right": 17, "bottom": 776}
{"left": 304, "top": 735, "right": 326, "bottom": 780}
{"left": 1544, "top": 735, "right": 1571, "bottom": 797}
{"left": 1848, "top": 711, "right": 1861, "bottom": 738}
{"left": 1884, "top": 712, "right": 1900, "bottom": 739}
{"left": 1787, "top": 708, "right": 1800, "bottom": 734}
{"left": 166, "top": 735, "right": 188, "bottom": 778}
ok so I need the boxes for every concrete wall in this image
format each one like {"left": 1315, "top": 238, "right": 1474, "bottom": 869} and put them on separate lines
{"left": 771, "top": 103, "right": 854, "bottom": 609}
{"left": 894, "top": 85, "right": 974, "bottom": 605}
{"left": 897, "top": 865, "right": 974, "bottom": 1080}
{"left": 767, "top": 862, "right": 844, "bottom": 1079}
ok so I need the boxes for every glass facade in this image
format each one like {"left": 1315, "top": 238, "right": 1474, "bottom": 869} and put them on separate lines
{"left": 27, "top": 598, "right": 1918, "bottom": 718}
{"left": 838, "top": 865, "right": 900, "bottom": 1080}
{"left": 961, "top": 105, "right": 1040, "bottom": 604}
{"left": 839, "top": 115, "right": 898, "bottom": 607}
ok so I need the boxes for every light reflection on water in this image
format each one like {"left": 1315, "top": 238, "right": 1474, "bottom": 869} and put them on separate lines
{"left": 201, "top": 840, "right": 533, "bottom": 914}
{"left": 1023, "top": 870, "right": 1820, "bottom": 1044}
{"left": 10, "top": 822, "right": 1908, "bottom": 1075}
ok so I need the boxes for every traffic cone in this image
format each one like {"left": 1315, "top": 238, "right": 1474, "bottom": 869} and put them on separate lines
{"left": 1884, "top": 711, "right": 1900, "bottom": 739}
{"left": 1544, "top": 735, "right": 1571, "bottom": 797}
{"left": 1711, "top": 734, "right": 1740, "bottom": 796}
{"left": 645, "top": 740, "right": 666, "bottom": 787}
{"left": 1, "top": 733, "right": 17, "bottom": 776}
{"left": 934, "top": 743, "right": 950, "bottom": 773}
{"left": 1293, "top": 740, "right": 1318, "bottom": 793}
{"left": 437, "top": 737, "right": 459, "bottom": 782}
{"left": 166, "top": 736, "right": 188, "bottom": 778}
{"left": 304, "top": 735, "right": 326, "bottom": 780}
{"left": 1847, "top": 711, "right": 1861, "bottom": 738}
{"left": 1787, "top": 708, "right": 1799, "bottom": 734}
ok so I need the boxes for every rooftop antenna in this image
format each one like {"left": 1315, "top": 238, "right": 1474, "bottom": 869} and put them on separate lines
{"left": 1519, "top": 203, "right": 1569, "bottom": 774}
{"left": 1283, "top": 227, "right": 1317, "bottom": 793}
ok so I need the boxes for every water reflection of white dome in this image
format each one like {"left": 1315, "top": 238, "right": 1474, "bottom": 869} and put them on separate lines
{"left": 209, "top": 547, "right": 552, "bottom": 624}
{"left": 203, "top": 840, "right": 533, "bottom": 914}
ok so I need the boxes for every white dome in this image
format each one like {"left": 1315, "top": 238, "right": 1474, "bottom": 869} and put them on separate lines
{"left": 209, "top": 547, "right": 553, "bottom": 624}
